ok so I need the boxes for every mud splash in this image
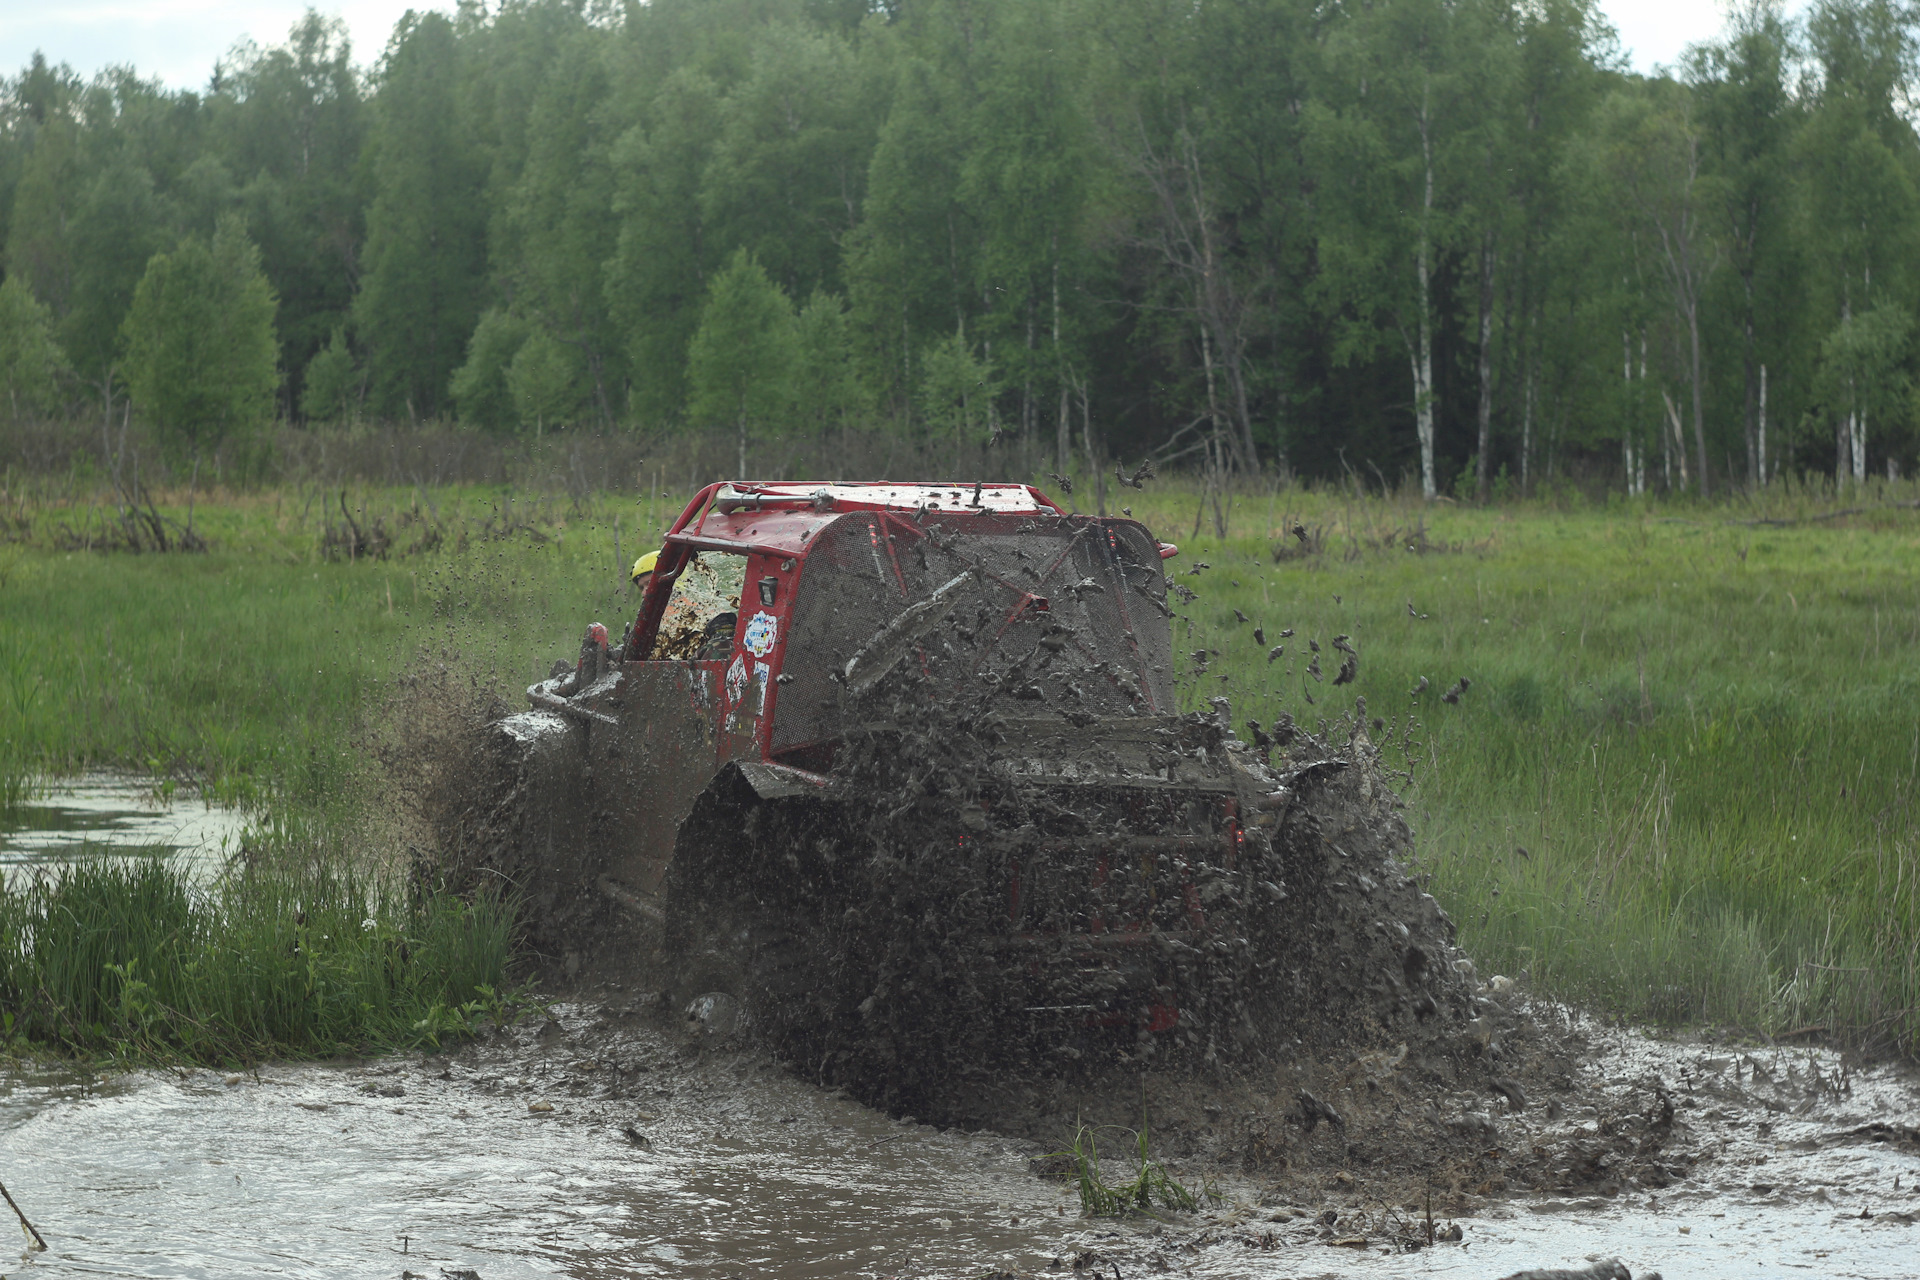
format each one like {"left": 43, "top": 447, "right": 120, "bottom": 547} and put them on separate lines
{"left": 1034, "top": 1014, "right": 1920, "bottom": 1279}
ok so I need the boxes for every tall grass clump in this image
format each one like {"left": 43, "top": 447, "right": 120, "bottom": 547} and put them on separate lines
{"left": 0, "top": 754, "right": 33, "bottom": 818}
{"left": 0, "top": 854, "right": 517, "bottom": 1062}
{"left": 1049, "top": 1116, "right": 1204, "bottom": 1217}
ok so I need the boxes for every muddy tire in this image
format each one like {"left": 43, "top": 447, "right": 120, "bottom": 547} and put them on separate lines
{"left": 659, "top": 768, "right": 848, "bottom": 1058}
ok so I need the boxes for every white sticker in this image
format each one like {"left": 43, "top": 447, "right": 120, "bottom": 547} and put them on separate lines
{"left": 744, "top": 610, "right": 779, "bottom": 658}
{"left": 725, "top": 652, "right": 748, "bottom": 705}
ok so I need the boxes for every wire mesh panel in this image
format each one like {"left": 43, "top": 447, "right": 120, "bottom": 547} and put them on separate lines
{"left": 774, "top": 511, "right": 1175, "bottom": 753}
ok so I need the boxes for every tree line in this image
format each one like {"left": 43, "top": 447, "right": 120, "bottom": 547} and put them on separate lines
{"left": 2, "top": 0, "right": 1917, "bottom": 497}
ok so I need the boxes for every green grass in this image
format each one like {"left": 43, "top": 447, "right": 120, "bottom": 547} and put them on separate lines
{"left": 1114, "top": 473, "right": 1920, "bottom": 1050}
{"left": 2, "top": 468, "right": 1918, "bottom": 1051}
{"left": 0, "top": 854, "right": 518, "bottom": 1062}
{"left": 0, "top": 482, "right": 647, "bottom": 810}
{"left": 1049, "top": 1116, "right": 1203, "bottom": 1216}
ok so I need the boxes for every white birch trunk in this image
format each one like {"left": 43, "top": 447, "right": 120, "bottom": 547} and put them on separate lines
{"left": 1414, "top": 91, "right": 1437, "bottom": 501}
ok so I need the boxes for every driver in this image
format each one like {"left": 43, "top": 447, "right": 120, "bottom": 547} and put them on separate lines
{"left": 633, "top": 549, "right": 743, "bottom": 661}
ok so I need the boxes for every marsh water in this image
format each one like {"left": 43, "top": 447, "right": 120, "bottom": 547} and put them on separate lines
{"left": 0, "top": 773, "right": 249, "bottom": 873}
{"left": 2, "top": 779, "right": 1918, "bottom": 1279}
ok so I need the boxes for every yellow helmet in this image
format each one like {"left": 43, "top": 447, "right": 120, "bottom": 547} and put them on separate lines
{"left": 630, "top": 550, "right": 660, "bottom": 582}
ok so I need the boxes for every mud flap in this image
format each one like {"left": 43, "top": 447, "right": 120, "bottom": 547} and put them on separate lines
{"left": 483, "top": 663, "right": 723, "bottom": 972}
{"left": 735, "top": 760, "right": 834, "bottom": 801}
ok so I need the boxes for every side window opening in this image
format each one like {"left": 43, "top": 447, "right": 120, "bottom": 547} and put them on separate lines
{"left": 652, "top": 551, "right": 748, "bottom": 661}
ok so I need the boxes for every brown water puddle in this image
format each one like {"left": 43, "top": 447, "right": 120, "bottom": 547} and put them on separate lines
{"left": 0, "top": 1005, "right": 1086, "bottom": 1279}
{"left": 1, "top": 1010, "right": 1916, "bottom": 1278}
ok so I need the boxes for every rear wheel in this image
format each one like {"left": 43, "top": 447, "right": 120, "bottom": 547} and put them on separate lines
{"left": 660, "top": 770, "right": 845, "bottom": 1060}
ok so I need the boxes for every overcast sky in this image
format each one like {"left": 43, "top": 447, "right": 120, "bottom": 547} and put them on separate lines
{"left": 3, "top": 0, "right": 1778, "bottom": 93}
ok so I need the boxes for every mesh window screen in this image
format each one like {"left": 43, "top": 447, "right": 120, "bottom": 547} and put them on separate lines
{"left": 774, "top": 512, "right": 1175, "bottom": 753}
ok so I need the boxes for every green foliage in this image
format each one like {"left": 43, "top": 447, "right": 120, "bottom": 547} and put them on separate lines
{"left": 1818, "top": 302, "right": 1912, "bottom": 436}
{"left": 495, "top": 21, "right": 621, "bottom": 427}
{"left": 506, "top": 329, "right": 587, "bottom": 434}
{"left": 915, "top": 330, "right": 996, "bottom": 442}
{"left": 604, "top": 67, "right": 724, "bottom": 423}
{"left": 10, "top": 0, "right": 1920, "bottom": 485}
{"left": 4, "top": 110, "right": 82, "bottom": 322}
{"left": 957, "top": 0, "right": 1093, "bottom": 408}
{"left": 352, "top": 11, "right": 486, "bottom": 420}
{"left": 699, "top": 23, "right": 871, "bottom": 298}
{"left": 792, "top": 287, "right": 862, "bottom": 433}
{"left": 687, "top": 248, "right": 798, "bottom": 459}
{"left": 843, "top": 52, "right": 971, "bottom": 418}
{"left": 300, "top": 327, "right": 358, "bottom": 424}
{"left": 1049, "top": 1117, "right": 1201, "bottom": 1217}
{"left": 0, "top": 855, "right": 516, "bottom": 1062}
{"left": 121, "top": 216, "right": 280, "bottom": 459}
{"left": 450, "top": 308, "right": 531, "bottom": 431}
{"left": 209, "top": 13, "right": 366, "bottom": 410}
{"left": 0, "top": 275, "right": 71, "bottom": 418}
{"left": 61, "top": 157, "right": 171, "bottom": 383}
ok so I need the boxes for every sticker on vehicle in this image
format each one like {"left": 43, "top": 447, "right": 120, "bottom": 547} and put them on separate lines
{"left": 744, "top": 610, "right": 779, "bottom": 658}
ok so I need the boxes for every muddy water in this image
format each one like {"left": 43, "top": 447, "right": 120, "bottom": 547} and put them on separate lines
{"left": 0, "top": 1007, "right": 1090, "bottom": 1279}
{"left": 0, "top": 773, "right": 249, "bottom": 873}
{"left": 3, "top": 1012, "right": 1917, "bottom": 1279}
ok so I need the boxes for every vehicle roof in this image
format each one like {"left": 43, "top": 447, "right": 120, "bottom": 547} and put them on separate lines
{"left": 712, "top": 481, "right": 1050, "bottom": 513}
{"left": 667, "top": 481, "right": 1065, "bottom": 558}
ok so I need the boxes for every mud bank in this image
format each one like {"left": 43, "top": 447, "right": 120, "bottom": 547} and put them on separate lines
{"left": 3, "top": 996, "right": 1916, "bottom": 1278}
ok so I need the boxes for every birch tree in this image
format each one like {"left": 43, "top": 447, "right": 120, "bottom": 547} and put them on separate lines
{"left": 1601, "top": 85, "right": 1719, "bottom": 495}
{"left": 1313, "top": 0, "right": 1479, "bottom": 499}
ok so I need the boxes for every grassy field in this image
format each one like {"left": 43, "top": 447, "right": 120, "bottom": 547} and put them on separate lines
{"left": 1117, "top": 475, "right": 1920, "bottom": 1050}
{"left": 0, "top": 483, "right": 643, "bottom": 810}
{"left": 2, "top": 469, "right": 1917, "bottom": 1051}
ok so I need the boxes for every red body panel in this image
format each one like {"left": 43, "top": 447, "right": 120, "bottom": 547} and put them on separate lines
{"left": 627, "top": 481, "right": 1075, "bottom": 770}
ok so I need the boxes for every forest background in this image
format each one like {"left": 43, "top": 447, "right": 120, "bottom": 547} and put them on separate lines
{"left": 3, "top": 0, "right": 1919, "bottom": 499}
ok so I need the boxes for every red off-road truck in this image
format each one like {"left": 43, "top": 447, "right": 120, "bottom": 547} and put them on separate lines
{"left": 486, "top": 481, "right": 1301, "bottom": 1097}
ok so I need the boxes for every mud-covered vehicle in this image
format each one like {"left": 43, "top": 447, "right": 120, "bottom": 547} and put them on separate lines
{"left": 473, "top": 481, "right": 1456, "bottom": 1106}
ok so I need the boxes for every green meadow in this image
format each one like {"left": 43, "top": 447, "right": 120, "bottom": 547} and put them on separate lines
{"left": 3, "top": 473, "right": 1917, "bottom": 1052}
{"left": 1119, "top": 477, "right": 1920, "bottom": 1050}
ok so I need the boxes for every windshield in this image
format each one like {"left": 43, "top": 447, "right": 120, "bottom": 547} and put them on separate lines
{"left": 653, "top": 552, "right": 747, "bottom": 661}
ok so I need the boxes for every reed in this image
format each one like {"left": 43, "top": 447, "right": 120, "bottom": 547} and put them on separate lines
{"left": 0, "top": 854, "right": 516, "bottom": 1063}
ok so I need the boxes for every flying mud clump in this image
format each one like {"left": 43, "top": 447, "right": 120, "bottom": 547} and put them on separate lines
{"left": 814, "top": 670, "right": 1483, "bottom": 1135}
